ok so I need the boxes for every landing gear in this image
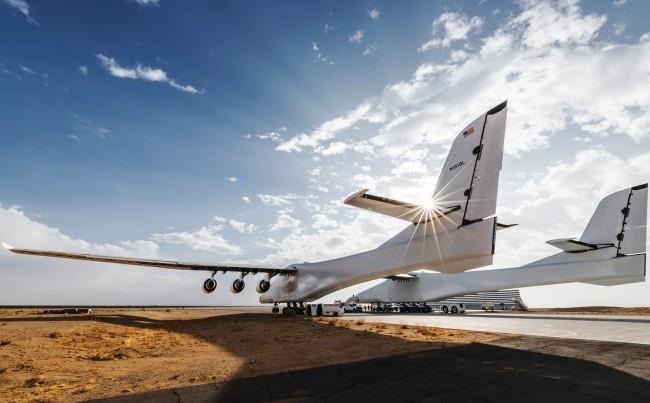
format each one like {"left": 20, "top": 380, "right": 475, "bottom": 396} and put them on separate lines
{"left": 274, "top": 302, "right": 306, "bottom": 315}
{"left": 442, "top": 305, "right": 449, "bottom": 314}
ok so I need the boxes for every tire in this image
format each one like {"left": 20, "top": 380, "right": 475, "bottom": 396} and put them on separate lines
{"left": 306, "top": 305, "right": 312, "bottom": 316}
{"left": 316, "top": 304, "right": 323, "bottom": 316}
{"left": 451, "top": 306, "right": 458, "bottom": 314}
{"left": 442, "top": 306, "right": 449, "bottom": 314}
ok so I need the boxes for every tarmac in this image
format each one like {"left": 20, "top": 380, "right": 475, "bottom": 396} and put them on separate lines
{"left": 94, "top": 335, "right": 650, "bottom": 403}
{"left": 339, "top": 312, "right": 650, "bottom": 345}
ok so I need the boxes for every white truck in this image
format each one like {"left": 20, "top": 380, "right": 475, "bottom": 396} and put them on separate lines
{"left": 439, "top": 303, "right": 465, "bottom": 314}
{"left": 306, "top": 303, "right": 345, "bottom": 316}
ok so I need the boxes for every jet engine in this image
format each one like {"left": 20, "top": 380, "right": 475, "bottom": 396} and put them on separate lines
{"left": 256, "top": 279, "right": 271, "bottom": 294}
{"left": 202, "top": 278, "right": 217, "bottom": 294}
{"left": 231, "top": 278, "right": 245, "bottom": 293}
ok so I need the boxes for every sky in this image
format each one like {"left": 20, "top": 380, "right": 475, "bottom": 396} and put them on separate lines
{"left": 1, "top": 0, "right": 649, "bottom": 307}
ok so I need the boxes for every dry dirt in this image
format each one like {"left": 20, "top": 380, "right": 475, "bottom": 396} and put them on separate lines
{"left": 0, "top": 308, "right": 508, "bottom": 402}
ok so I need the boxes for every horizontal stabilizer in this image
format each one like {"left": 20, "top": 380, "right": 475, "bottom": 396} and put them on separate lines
{"left": 385, "top": 272, "right": 419, "bottom": 281}
{"left": 546, "top": 238, "right": 614, "bottom": 253}
{"left": 496, "top": 222, "right": 517, "bottom": 231}
{"left": 344, "top": 189, "right": 460, "bottom": 223}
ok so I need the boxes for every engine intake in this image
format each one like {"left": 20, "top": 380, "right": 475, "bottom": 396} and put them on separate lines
{"left": 256, "top": 279, "right": 270, "bottom": 294}
{"left": 202, "top": 278, "right": 217, "bottom": 294}
{"left": 231, "top": 278, "right": 245, "bottom": 293}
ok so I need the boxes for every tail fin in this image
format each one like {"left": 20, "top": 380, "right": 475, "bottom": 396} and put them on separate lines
{"left": 580, "top": 184, "right": 647, "bottom": 256}
{"left": 432, "top": 101, "right": 507, "bottom": 227}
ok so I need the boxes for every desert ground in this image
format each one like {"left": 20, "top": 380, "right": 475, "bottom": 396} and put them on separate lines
{"left": 0, "top": 307, "right": 508, "bottom": 402}
{"left": 2, "top": 307, "right": 650, "bottom": 402}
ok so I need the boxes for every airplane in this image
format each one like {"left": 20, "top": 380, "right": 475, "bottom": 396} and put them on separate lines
{"left": 3, "top": 101, "right": 510, "bottom": 312}
{"left": 353, "top": 184, "right": 648, "bottom": 304}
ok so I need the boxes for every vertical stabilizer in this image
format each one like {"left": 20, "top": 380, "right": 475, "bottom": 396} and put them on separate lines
{"left": 432, "top": 101, "right": 507, "bottom": 227}
{"left": 580, "top": 184, "right": 648, "bottom": 256}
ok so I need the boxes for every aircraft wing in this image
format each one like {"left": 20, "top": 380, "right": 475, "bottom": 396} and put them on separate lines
{"left": 3, "top": 244, "right": 295, "bottom": 275}
{"left": 343, "top": 189, "right": 460, "bottom": 224}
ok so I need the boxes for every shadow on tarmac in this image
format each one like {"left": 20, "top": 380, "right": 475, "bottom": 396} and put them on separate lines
{"left": 3, "top": 311, "right": 649, "bottom": 402}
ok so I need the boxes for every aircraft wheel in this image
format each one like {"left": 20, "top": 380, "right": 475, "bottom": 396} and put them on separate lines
{"left": 442, "top": 306, "right": 449, "bottom": 314}
{"left": 451, "top": 306, "right": 458, "bottom": 314}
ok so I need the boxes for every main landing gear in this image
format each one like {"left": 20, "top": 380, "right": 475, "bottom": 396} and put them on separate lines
{"left": 272, "top": 302, "right": 306, "bottom": 315}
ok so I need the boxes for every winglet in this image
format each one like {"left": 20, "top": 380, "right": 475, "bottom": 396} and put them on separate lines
{"left": 2, "top": 242, "right": 15, "bottom": 251}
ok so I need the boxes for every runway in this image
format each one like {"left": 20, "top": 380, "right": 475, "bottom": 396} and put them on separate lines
{"left": 340, "top": 312, "right": 650, "bottom": 345}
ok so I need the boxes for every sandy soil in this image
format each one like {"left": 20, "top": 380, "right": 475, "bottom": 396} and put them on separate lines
{"left": 0, "top": 308, "right": 507, "bottom": 402}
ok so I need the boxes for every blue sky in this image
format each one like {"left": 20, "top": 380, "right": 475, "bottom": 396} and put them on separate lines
{"left": 1, "top": 0, "right": 649, "bottom": 306}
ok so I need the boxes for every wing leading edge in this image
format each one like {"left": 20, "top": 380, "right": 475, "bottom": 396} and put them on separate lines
{"left": 4, "top": 245, "right": 295, "bottom": 275}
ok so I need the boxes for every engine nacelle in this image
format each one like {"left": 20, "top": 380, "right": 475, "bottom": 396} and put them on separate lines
{"left": 256, "top": 279, "right": 271, "bottom": 294}
{"left": 202, "top": 278, "right": 217, "bottom": 294}
{"left": 231, "top": 278, "right": 245, "bottom": 294}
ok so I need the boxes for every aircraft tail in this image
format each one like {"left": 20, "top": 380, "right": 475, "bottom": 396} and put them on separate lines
{"left": 432, "top": 101, "right": 507, "bottom": 227}
{"left": 580, "top": 184, "right": 647, "bottom": 256}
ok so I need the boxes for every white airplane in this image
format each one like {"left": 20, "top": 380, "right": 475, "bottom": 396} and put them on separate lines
{"left": 353, "top": 184, "right": 648, "bottom": 304}
{"left": 4, "top": 101, "right": 511, "bottom": 309}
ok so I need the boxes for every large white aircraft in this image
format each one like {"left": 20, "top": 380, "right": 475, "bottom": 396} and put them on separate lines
{"left": 353, "top": 184, "right": 648, "bottom": 303}
{"left": 4, "top": 101, "right": 510, "bottom": 310}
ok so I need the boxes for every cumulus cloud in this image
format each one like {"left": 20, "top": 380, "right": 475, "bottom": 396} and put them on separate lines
{"left": 78, "top": 65, "right": 88, "bottom": 76}
{"left": 96, "top": 54, "right": 202, "bottom": 94}
{"left": 278, "top": 0, "right": 650, "bottom": 160}
{"left": 348, "top": 29, "right": 364, "bottom": 44}
{"left": 228, "top": 219, "right": 257, "bottom": 234}
{"left": 150, "top": 225, "right": 241, "bottom": 255}
{"left": 242, "top": 196, "right": 251, "bottom": 204}
{"left": 225, "top": 176, "right": 238, "bottom": 183}
{"left": 418, "top": 12, "right": 483, "bottom": 51}
{"left": 312, "top": 42, "right": 335, "bottom": 65}
{"left": 268, "top": 209, "right": 302, "bottom": 232}
{"left": 369, "top": 8, "right": 380, "bottom": 20}
{"left": 363, "top": 44, "right": 378, "bottom": 56}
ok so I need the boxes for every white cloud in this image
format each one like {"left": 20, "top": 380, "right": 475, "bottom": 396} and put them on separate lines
{"left": 323, "top": 24, "right": 334, "bottom": 34}
{"left": 96, "top": 54, "right": 202, "bottom": 94}
{"left": 2, "top": 0, "right": 38, "bottom": 25}
{"left": 242, "top": 196, "right": 251, "bottom": 204}
{"left": 363, "top": 43, "right": 378, "bottom": 56}
{"left": 150, "top": 225, "right": 241, "bottom": 255}
{"left": 257, "top": 193, "right": 298, "bottom": 206}
{"left": 279, "top": 0, "right": 650, "bottom": 160}
{"left": 369, "top": 8, "right": 380, "bottom": 20}
{"left": 228, "top": 219, "right": 257, "bottom": 234}
{"left": 225, "top": 176, "right": 238, "bottom": 183}
{"left": 249, "top": 128, "right": 285, "bottom": 142}
{"left": 311, "top": 213, "right": 338, "bottom": 229}
{"left": 614, "top": 21, "right": 626, "bottom": 36}
{"left": 312, "top": 42, "right": 335, "bottom": 65}
{"left": 613, "top": 0, "right": 627, "bottom": 7}
{"left": 348, "top": 29, "right": 364, "bottom": 44}
{"left": 0, "top": 204, "right": 159, "bottom": 258}
{"left": 276, "top": 101, "right": 372, "bottom": 152}
{"left": 133, "top": 0, "right": 160, "bottom": 6}
{"left": 418, "top": 12, "right": 483, "bottom": 51}
{"left": 78, "top": 65, "right": 88, "bottom": 76}
{"left": 268, "top": 209, "right": 302, "bottom": 232}
{"left": 18, "top": 64, "right": 35, "bottom": 74}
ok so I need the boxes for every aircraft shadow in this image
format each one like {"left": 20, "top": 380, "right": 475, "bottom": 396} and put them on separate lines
{"left": 2, "top": 311, "right": 649, "bottom": 402}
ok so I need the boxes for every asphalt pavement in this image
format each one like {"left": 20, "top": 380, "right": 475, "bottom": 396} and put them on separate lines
{"left": 339, "top": 312, "right": 650, "bottom": 344}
